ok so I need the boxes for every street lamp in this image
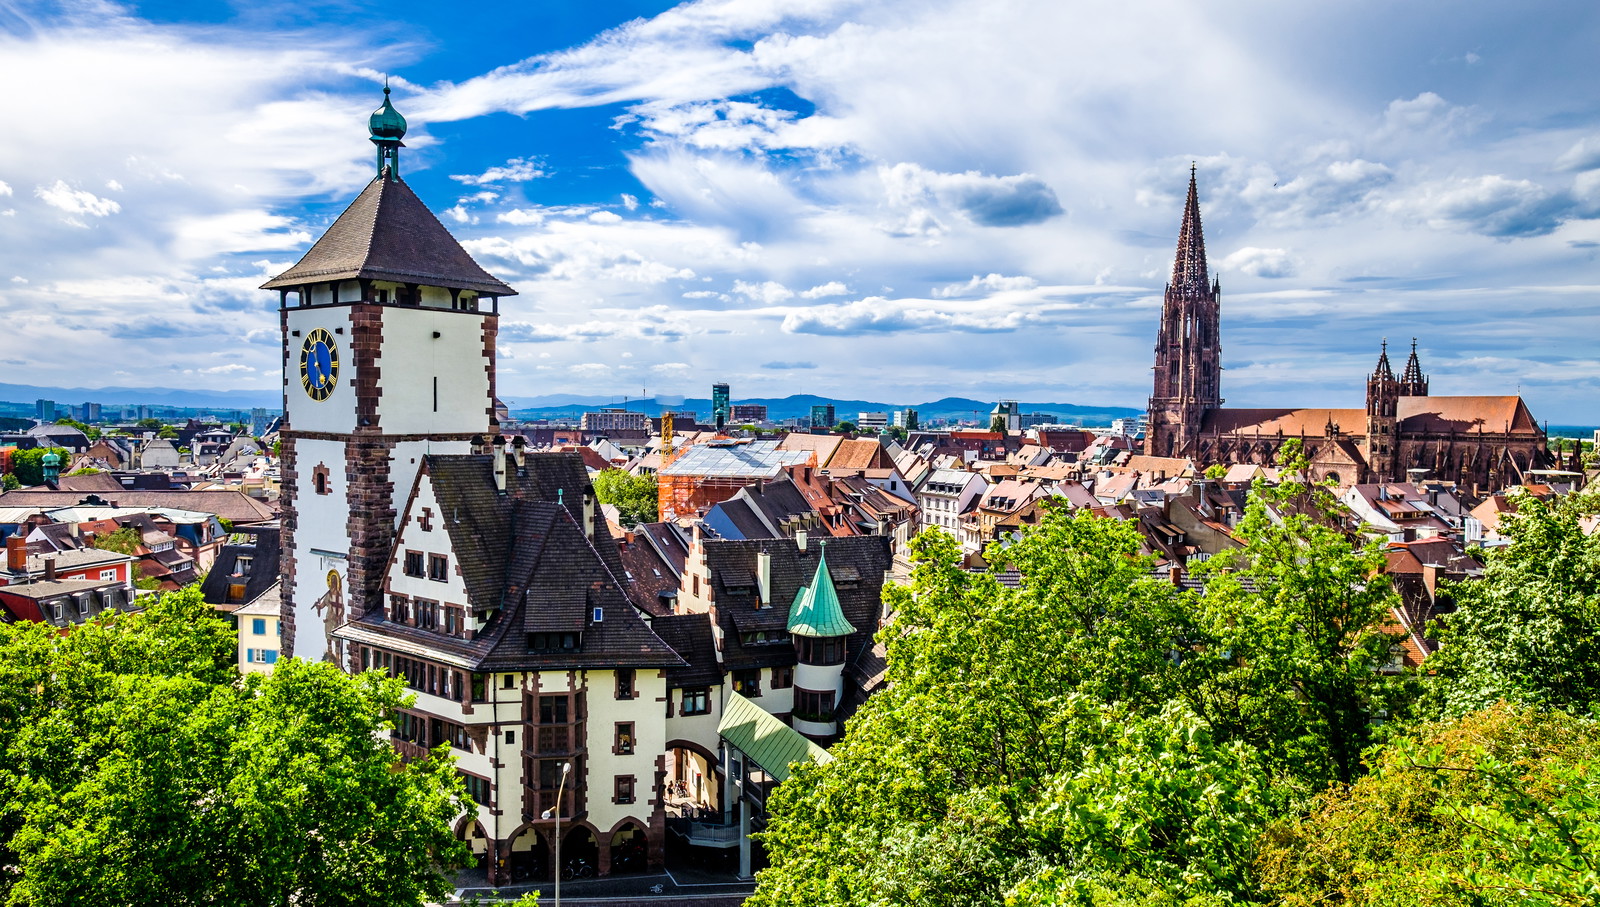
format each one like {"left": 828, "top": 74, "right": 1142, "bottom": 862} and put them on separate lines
{"left": 540, "top": 762, "right": 571, "bottom": 907}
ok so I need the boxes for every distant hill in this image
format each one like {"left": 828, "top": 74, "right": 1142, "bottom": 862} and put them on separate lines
{"left": 0, "top": 381, "right": 279, "bottom": 411}
{"left": 504, "top": 393, "right": 1143, "bottom": 426}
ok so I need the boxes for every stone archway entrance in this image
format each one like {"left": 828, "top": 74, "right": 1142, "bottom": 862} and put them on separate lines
{"left": 608, "top": 821, "right": 650, "bottom": 875}
{"left": 506, "top": 826, "right": 549, "bottom": 883}
{"left": 560, "top": 826, "right": 600, "bottom": 880}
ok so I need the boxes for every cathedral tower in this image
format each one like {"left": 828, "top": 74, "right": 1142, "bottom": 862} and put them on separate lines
{"left": 266, "top": 88, "right": 516, "bottom": 661}
{"left": 1145, "top": 167, "right": 1222, "bottom": 457}
{"left": 1399, "top": 338, "right": 1429, "bottom": 397}
{"left": 1365, "top": 340, "right": 1400, "bottom": 482}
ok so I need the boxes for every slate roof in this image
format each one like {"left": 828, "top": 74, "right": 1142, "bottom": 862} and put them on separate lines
{"left": 337, "top": 452, "right": 682, "bottom": 672}
{"left": 199, "top": 525, "right": 282, "bottom": 608}
{"left": 649, "top": 612, "right": 723, "bottom": 688}
{"left": 700, "top": 535, "right": 890, "bottom": 671}
{"left": 262, "top": 175, "right": 515, "bottom": 296}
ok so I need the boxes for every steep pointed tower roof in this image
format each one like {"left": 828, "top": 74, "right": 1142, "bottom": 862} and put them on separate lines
{"left": 262, "top": 87, "right": 515, "bottom": 297}
{"left": 1171, "top": 164, "right": 1210, "bottom": 290}
{"left": 786, "top": 546, "right": 856, "bottom": 638}
{"left": 1373, "top": 339, "right": 1395, "bottom": 381}
{"left": 1400, "top": 338, "right": 1429, "bottom": 395}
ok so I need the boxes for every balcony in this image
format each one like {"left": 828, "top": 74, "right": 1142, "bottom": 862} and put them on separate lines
{"left": 523, "top": 786, "right": 578, "bottom": 822}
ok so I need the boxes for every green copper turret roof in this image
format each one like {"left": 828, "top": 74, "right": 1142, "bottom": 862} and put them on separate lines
{"left": 369, "top": 84, "right": 408, "bottom": 140}
{"left": 786, "top": 546, "right": 856, "bottom": 638}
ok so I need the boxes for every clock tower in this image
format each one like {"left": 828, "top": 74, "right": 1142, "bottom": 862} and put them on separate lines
{"left": 264, "top": 87, "right": 516, "bottom": 662}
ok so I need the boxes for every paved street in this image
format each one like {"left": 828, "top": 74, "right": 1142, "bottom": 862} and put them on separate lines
{"left": 446, "top": 867, "right": 755, "bottom": 905}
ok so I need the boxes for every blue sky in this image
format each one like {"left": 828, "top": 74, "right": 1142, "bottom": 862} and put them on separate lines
{"left": 1, "top": 0, "right": 1598, "bottom": 423}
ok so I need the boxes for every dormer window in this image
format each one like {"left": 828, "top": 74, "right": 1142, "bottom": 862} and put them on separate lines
{"left": 527, "top": 632, "right": 580, "bottom": 653}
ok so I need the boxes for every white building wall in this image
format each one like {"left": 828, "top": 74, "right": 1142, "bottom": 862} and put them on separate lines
{"left": 374, "top": 310, "right": 493, "bottom": 436}
{"left": 289, "top": 436, "right": 350, "bottom": 661}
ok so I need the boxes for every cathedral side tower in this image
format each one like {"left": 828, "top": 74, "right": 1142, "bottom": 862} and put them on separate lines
{"left": 265, "top": 87, "right": 516, "bottom": 662}
{"left": 1146, "top": 167, "right": 1222, "bottom": 457}
{"left": 1364, "top": 340, "right": 1400, "bottom": 482}
{"left": 1399, "top": 338, "right": 1429, "bottom": 397}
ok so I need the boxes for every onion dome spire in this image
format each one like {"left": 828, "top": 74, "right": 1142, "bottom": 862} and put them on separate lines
{"left": 1171, "top": 164, "right": 1211, "bottom": 291}
{"left": 369, "top": 80, "right": 408, "bottom": 179}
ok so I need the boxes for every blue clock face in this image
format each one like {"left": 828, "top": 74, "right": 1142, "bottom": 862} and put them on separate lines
{"left": 299, "top": 328, "right": 340, "bottom": 401}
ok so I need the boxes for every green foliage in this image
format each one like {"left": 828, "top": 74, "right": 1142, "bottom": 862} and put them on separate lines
{"left": 136, "top": 418, "right": 163, "bottom": 431}
{"left": 54, "top": 417, "right": 101, "bottom": 440}
{"left": 1187, "top": 456, "right": 1409, "bottom": 787}
{"left": 1205, "top": 463, "right": 1228, "bottom": 480}
{"left": 592, "top": 469, "right": 658, "bottom": 526}
{"left": 835, "top": 421, "right": 857, "bottom": 433}
{"left": 93, "top": 526, "right": 144, "bottom": 556}
{"left": 990, "top": 414, "right": 1008, "bottom": 433}
{"left": 1425, "top": 491, "right": 1600, "bottom": 717}
{"left": 0, "top": 587, "right": 470, "bottom": 906}
{"left": 751, "top": 511, "right": 1277, "bottom": 906}
{"left": 8, "top": 447, "right": 70, "bottom": 486}
{"left": 157, "top": 426, "right": 178, "bottom": 439}
{"left": 1, "top": 473, "right": 19, "bottom": 490}
{"left": 65, "top": 466, "right": 101, "bottom": 476}
{"left": 1257, "top": 704, "right": 1600, "bottom": 907}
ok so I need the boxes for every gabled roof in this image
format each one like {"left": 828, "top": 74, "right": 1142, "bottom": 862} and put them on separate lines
{"left": 262, "top": 175, "right": 515, "bottom": 296}
{"left": 718, "top": 691, "right": 831, "bottom": 784}
{"left": 650, "top": 612, "right": 722, "bottom": 688}
{"left": 787, "top": 548, "right": 856, "bottom": 638}
{"left": 1397, "top": 396, "right": 1540, "bottom": 435}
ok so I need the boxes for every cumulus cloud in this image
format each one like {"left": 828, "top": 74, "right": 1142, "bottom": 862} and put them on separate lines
{"left": 1557, "top": 136, "right": 1600, "bottom": 173}
{"left": 932, "top": 273, "right": 1039, "bottom": 298}
{"left": 782, "top": 295, "right": 1039, "bottom": 335}
{"left": 450, "top": 158, "right": 547, "bottom": 186}
{"left": 880, "top": 162, "right": 1062, "bottom": 230}
{"left": 800, "top": 281, "right": 848, "bottom": 299}
{"left": 35, "top": 180, "right": 121, "bottom": 217}
{"left": 1376, "top": 92, "right": 1482, "bottom": 142}
{"left": 1220, "top": 247, "right": 1300, "bottom": 279}
{"left": 1395, "top": 175, "right": 1574, "bottom": 238}
{"left": 733, "top": 279, "right": 793, "bottom": 303}
{"left": 0, "top": 180, "right": 11, "bottom": 197}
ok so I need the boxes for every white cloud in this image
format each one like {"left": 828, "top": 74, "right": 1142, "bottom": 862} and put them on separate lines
{"left": 450, "top": 157, "right": 547, "bottom": 186}
{"left": 800, "top": 281, "right": 848, "bottom": 298}
{"left": 733, "top": 279, "right": 793, "bottom": 304}
{"left": 1394, "top": 175, "right": 1570, "bottom": 238}
{"left": 1557, "top": 136, "right": 1600, "bottom": 173}
{"left": 198, "top": 363, "right": 252, "bottom": 375}
{"left": 932, "top": 273, "right": 1038, "bottom": 298}
{"left": 35, "top": 180, "right": 122, "bottom": 217}
{"left": 0, "top": 180, "right": 11, "bottom": 197}
{"left": 1219, "top": 247, "right": 1299, "bottom": 279}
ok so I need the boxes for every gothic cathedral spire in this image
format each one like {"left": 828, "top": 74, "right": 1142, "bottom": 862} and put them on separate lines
{"left": 1145, "top": 167, "right": 1222, "bottom": 458}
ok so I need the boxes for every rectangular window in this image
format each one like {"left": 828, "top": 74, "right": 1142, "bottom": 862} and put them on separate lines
{"left": 390, "top": 596, "right": 409, "bottom": 624}
{"left": 236, "top": 556, "right": 253, "bottom": 577}
{"left": 99, "top": 568, "right": 117, "bottom": 580}
{"left": 681, "top": 688, "right": 710, "bottom": 716}
{"left": 471, "top": 673, "right": 487, "bottom": 702}
{"left": 503, "top": 674, "right": 516, "bottom": 690}
{"left": 444, "top": 607, "right": 458, "bottom": 636}
{"left": 460, "top": 771, "right": 493, "bottom": 807}
{"left": 614, "top": 775, "right": 635, "bottom": 805}
{"left": 732, "top": 669, "right": 761, "bottom": 698}
{"left": 505, "top": 730, "right": 515, "bottom": 745}
{"left": 416, "top": 600, "right": 437, "bottom": 630}
{"left": 615, "top": 668, "right": 635, "bottom": 701}
{"left": 539, "top": 695, "right": 570, "bottom": 725}
{"left": 538, "top": 759, "right": 566, "bottom": 789}
{"left": 772, "top": 666, "right": 794, "bottom": 689}
{"left": 794, "top": 688, "right": 836, "bottom": 721}
{"left": 403, "top": 551, "right": 424, "bottom": 577}
{"left": 615, "top": 722, "right": 635, "bottom": 755}
{"left": 252, "top": 617, "right": 267, "bottom": 635}
{"left": 428, "top": 554, "right": 449, "bottom": 582}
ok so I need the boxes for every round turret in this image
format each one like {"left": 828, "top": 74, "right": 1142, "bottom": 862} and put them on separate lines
{"left": 369, "top": 85, "right": 407, "bottom": 140}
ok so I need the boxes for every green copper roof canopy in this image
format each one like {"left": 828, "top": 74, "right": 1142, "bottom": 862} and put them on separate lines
{"left": 369, "top": 82, "right": 407, "bottom": 178}
{"left": 786, "top": 546, "right": 856, "bottom": 638}
{"left": 718, "top": 691, "right": 831, "bottom": 784}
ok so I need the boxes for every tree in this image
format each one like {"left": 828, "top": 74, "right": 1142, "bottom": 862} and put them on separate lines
{"left": 1257, "top": 704, "right": 1600, "bottom": 907}
{"left": 55, "top": 417, "right": 101, "bottom": 440}
{"left": 0, "top": 588, "right": 471, "bottom": 906}
{"left": 93, "top": 526, "right": 144, "bottom": 555}
{"left": 834, "top": 420, "right": 857, "bottom": 434}
{"left": 750, "top": 513, "right": 1274, "bottom": 907}
{"left": 1425, "top": 490, "right": 1600, "bottom": 717}
{"left": 1185, "top": 441, "right": 1410, "bottom": 787}
{"left": 8, "top": 447, "right": 70, "bottom": 486}
{"left": 1205, "top": 463, "right": 1228, "bottom": 480}
{"left": 1, "top": 473, "right": 18, "bottom": 490}
{"left": 989, "top": 414, "right": 1008, "bottom": 433}
{"left": 592, "top": 469, "right": 658, "bottom": 526}
{"left": 158, "top": 426, "right": 178, "bottom": 439}
{"left": 137, "top": 418, "right": 164, "bottom": 431}
{"left": 65, "top": 466, "right": 102, "bottom": 476}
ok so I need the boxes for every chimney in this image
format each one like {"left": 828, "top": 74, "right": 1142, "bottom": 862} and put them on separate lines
{"left": 44, "top": 556, "right": 56, "bottom": 582}
{"left": 511, "top": 434, "right": 527, "bottom": 469}
{"left": 795, "top": 529, "right": 807, "bottom": 552}
{"left": 1170, "top": 563, "right": 1184, "bottom": 587}
{"left": 756, "top": 551, "right": 772, "bottom": 607}
{"left": 492, "top": 435, "right": 507, "bottom": 492}
{"left": 6, "top": 536, "right": 25, "bottom": 573}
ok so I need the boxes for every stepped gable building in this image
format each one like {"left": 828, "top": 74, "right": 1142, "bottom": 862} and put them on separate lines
{"left": 1144, "top": 169, "right": 1550, "bottom": 491}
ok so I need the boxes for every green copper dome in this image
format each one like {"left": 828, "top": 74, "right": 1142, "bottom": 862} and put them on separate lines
{"left": 369, "top": 85, "right": 407, "bottom": 141}
{"left": 787, "top": 547, "right": 856, "bottom": 639}
{"left": 40, "top": 452, "right": 61, "bottom": 467}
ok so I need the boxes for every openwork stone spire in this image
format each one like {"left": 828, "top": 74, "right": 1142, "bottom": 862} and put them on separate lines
{"left": 1170, "top": 164, "right": 1210, "bottom": 290}
{"left": 1400, "top": 337, "right": 1429, "bottom": 396}
{"left": 1373, "top": 338, "right": 1395, "bottom": 381}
